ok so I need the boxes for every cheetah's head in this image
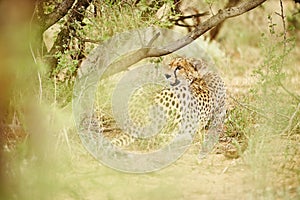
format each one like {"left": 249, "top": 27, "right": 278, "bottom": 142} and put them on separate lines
{"left": 164, "top": 57, "right": 198, "bottom": 86}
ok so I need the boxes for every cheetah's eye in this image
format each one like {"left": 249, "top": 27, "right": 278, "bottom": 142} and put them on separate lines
{"left": 175, "top": 65, "right": 183, "bottom": 71}
{"left": 173, "top": 65, "right": 183, "bottom": 78}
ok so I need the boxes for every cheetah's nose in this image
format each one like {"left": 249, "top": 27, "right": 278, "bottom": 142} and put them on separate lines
{"left": 170, "top": 79, "right": 180, "bottom": 86}
{"left": 165, "top": 74, "right": 171, "bottom": 79}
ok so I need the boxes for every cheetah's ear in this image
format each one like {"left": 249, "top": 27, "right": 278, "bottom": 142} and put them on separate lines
{"left": 187, "top": 59, "right": 199, "bottom": 73}
{"left": 188, "top": 58, "right": 210, "bottom": 74}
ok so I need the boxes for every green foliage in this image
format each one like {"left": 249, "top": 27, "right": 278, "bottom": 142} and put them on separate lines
{"left": 250, "top": 14, "right": 297, "bottom": 131}
{"left": 48, "top": 0, "right": 182, "bottom": 108}
{"left": 239, "top": 12, "right": 300, "bottom": 197}
{"left": 225, "top": 102, "right": 254, "bottom": 139}
{"left": 52, "top": 0, "right": 175, "bottom": 89}
{"left": 54, "top": 49, "right": 79, "bottom": 79}
{"left": 287, "top": 7, "right": 300, "bottom": 31}
{"left": 42, "top": 0, "right": 62, "bottom": 14}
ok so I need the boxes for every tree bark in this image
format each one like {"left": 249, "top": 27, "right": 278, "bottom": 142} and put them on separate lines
{"left": 36, "top": 0, "right": 76, "bottom": 32}
{"left": 33, "top": 0, "right": 76, "bottom": 61}
{"left": 46, "top": 0, "right": 92, "bottom": 72}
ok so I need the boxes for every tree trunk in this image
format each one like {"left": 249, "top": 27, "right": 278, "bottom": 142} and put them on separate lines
{"left": 46, "top": 0, "right": 92, "bottom": 73}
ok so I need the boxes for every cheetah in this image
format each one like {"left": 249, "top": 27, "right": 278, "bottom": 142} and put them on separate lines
{"left": 85, "top": 57, "right": 226, "bottom": 156}
{"left": 164, "top": 57, "right": 226, "bottom": 156}
{"left": 165, "top": 57, "right": 226, "bottom": 133}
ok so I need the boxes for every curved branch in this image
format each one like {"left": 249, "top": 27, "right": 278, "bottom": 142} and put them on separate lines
{"left": 209, "top": 0, "right": 242, "bottom": 40}
{"left": 40, "top": 0, "right": 76, "bottom": 31}
{"left": 150, "top": 0, "right": 268, "bottom": 56}
{"left": 103, "top": 0, "right": 267, "bottom": 78}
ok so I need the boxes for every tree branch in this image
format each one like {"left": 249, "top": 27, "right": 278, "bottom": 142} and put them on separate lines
{"left": 209, "top": 0, "right": 242, "bottom": 40}
{"left": 40, "top": 0, "right": 76, "bottom": 31}
{"left": 103, "top": 0, "right": 267, "bottom": 78}
{"left": 188, "top": 0, "right": 267, "bottom": 40}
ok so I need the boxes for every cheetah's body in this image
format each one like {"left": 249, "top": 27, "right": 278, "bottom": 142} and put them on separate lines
{"left": 89, "top": 57, "right": 226, "bottom": 153}
{"left": 156, "top": 57, "right": 226, "bottom": 134}
{"left": 114, "top": 57, "right": 226, "bottom": 152}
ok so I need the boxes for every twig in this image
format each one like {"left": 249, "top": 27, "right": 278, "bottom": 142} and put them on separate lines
{"left": 54, "top": 76, "right": 57, "bottom": 104}
{"left": 229, "top": 95, "right": 270, "bottom": 120}
{"left": 281, "top": 102, "right": 300, "bottom": 136}
{"left": 29, "top": 7, "right": 38, "bottom": 64}
{"left": 275, "top": 0, "right": 287, "bottom": 65}
{"left": 74, "top": 34, "right": 102, "bottom": 44}
{"left": 276, "top": 0, "right": 300, "bottom": 102}
{"left": 279, "top": 82, "right": 300, "bottom": 102}
{"left": 81, "top": 38, "right": 102, "bottom": 44}
{"left": 170, "top": 12, "right": 209, "bottom": 23}
{"left": 146, "top": 32, "right": 161, "bottom": 47}
{"left": 207, "top": 2, "right": 215, "bottom": 16}
{"left": 221, "top": 165, "right": 229, "bottom": 174}
{"left": 290, "top": 121, "right": 300, "bottom": 135}
{"left": 230, "top": 95, "right": 291, "bottom": 121}
{"left": 174, "top": 22, "right": 197, "bottom": 28}
{"left": 63, "top": 128, "right": 72, "bottom": 155}
{"left": 279, "top": 0, "right": 287, "bottom": 50}
{"left": 38, "top": 72, "right": 43, "bottom": 104}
